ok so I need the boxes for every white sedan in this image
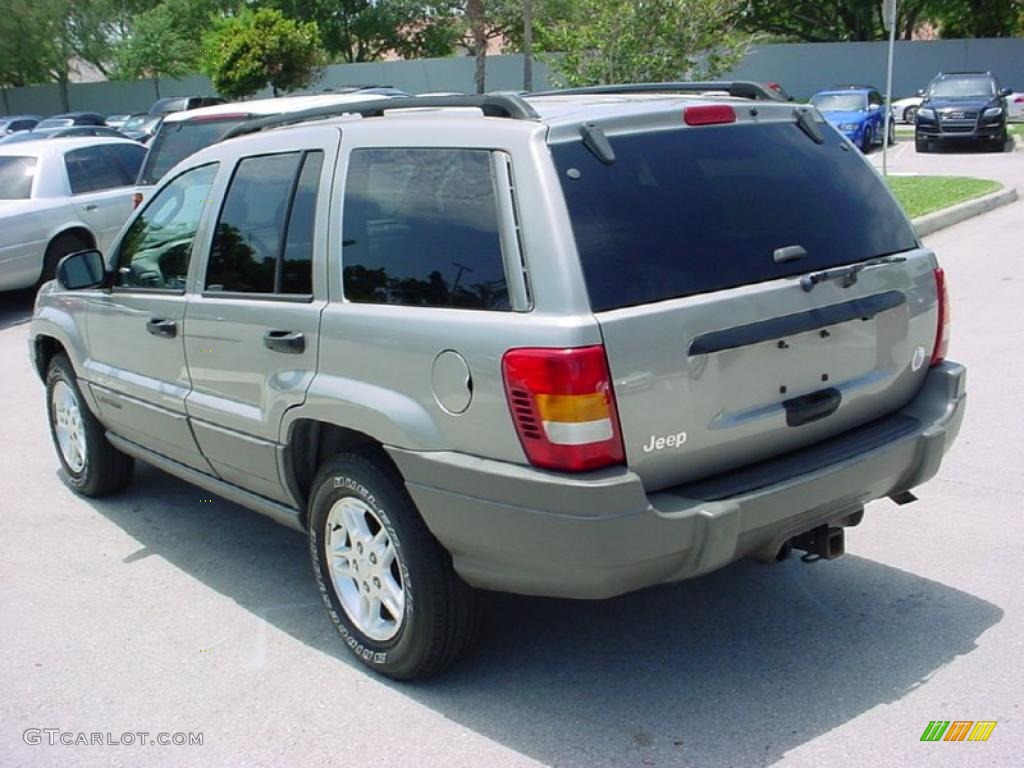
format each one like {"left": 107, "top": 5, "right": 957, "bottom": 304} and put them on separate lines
{"left": 0, "top": 137, "right": 145, "bottom": 292}
{"left": 891, "top": 94, "right": 924, "bottom": 124}
{"left": 1008, "top": 91, "right": 1024, "bottom": 122}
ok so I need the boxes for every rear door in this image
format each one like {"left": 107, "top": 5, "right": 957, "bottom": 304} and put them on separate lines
{"left": 64, "top": 143, "right": 146, "bottom": 250}
{"left": 182, "top": 130, "right": 337, "bottom": 504}
{"left": 551, "top": 118, "right": 939, "bottom": 491}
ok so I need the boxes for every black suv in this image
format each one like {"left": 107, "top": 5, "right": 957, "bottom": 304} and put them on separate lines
{"left": 915, "top": 71, "right": 1011, "bottom": 152}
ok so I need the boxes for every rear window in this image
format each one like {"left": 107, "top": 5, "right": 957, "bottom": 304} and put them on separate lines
{"left": 139, "top": 118, "right": 246, "bottom": 185}
{"left": 0, "top": 156, "right": 37, "bottom": 199}
{"left": 552, "top": 122, "right": 918, "bottom": 312}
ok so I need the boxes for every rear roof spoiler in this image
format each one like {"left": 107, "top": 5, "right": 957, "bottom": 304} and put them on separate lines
{"left": 220, "top": 94, "right": 540, "bottom": 141}
{"left": 529, "top": 82, "right": 790, "bottom": 102}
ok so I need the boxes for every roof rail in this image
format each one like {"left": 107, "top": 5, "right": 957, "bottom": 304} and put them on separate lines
{"left": 529, "top": 81, "right": 789, "bottom": 102}
{"left": 221, "top": 94, "right": 540, "bottom": 141}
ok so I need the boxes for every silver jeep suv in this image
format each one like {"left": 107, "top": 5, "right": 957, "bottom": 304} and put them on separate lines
{"left": 30, "top": 86, "right": 965, "bottom": 680}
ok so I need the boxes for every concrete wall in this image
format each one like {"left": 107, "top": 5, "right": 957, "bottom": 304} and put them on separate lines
{"left": 3, "top": 38, "right": 1023, "bottom": 117}
{"left": 725, "top": 37, "right": 1024, "bottom": 100}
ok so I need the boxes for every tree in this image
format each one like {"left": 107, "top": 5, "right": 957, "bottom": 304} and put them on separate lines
{"left": 202, "top": 8, "right": 325, "bottom": 99}
{"left": 929, "top": 0, "right": 1023, "bottom": 38}
{"left": 738, "top": 0, "right": 934, "bottom": 42}
{"left": 541, "top": 0, "right": 751, "bottom": 87}
{"left": 114, "top": 1, "right": 204, "bottom": 95}
{"left": 264, "top": 1, "right": 462, "bottom": 63}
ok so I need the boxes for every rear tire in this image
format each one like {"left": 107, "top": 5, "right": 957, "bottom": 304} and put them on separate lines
{"left": 308, "top": 453, "right": 481, "bottom": 680}
{"left": 39, "top": 233, "right": 90, "bottom": 288}
{"left": 904, "top": 106, "right": 918, "bottom": 124}
{"left": 46, "top": 354, "right": 134, "bottom": 497}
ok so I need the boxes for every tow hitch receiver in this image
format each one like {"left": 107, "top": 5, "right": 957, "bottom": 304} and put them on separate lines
{"left": 791, "top": 525, "right": 845, "bottom": 562}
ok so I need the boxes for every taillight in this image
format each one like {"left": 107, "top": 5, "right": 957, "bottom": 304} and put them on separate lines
{"left": 931, "top": 267, "right": 950, "bottom": 366}
{"left": 132, "top": 192, "right": 143, "bottom": 209}
{"left": 502, "top": 346, "right": 625, "bottom": 472}
{"left": 683, "top": 105, "right": 736, "bottom": 126}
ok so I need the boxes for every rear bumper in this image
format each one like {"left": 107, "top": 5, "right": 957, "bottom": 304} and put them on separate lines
{"left": 388, "top": 362, "right": 966, "bottom": 599}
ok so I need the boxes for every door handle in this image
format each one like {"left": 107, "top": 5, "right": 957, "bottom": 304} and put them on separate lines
{"left": 263, "top": 330, "right": 305, "bottom": 354}
{"left": 83, "top": 203, "right": 98, "bottom": 211}
{"left": 146, "top": 318, "right": 177, "bottom": 338}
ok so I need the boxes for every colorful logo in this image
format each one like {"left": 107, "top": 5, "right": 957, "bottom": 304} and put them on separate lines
{"left": 920, "top": 721, "right": 997, "bottom": 742}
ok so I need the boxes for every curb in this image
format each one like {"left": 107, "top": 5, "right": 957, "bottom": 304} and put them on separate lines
{"left": 913, "top": 185, "right": 1020, "bottom": 238}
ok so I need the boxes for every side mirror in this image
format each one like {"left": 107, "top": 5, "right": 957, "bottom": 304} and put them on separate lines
{"left": 916, "top": 89, "right": 925, "bottom": 96}
{"left": 999, "top": 87, "right": 1013, "bottom": 97}
{"left": 57, "top": 249, "right": 107, "bottom": 290}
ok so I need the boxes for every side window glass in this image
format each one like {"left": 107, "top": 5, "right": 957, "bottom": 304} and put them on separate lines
{"left": 102, "top": 143, "right": 146, "bottom": 185}
{"left": 281, "top": 152, "right": 323, "bottom": 295}
{"left": 64, "top": 146, "right": 125, "bottom": 193}
{"left": 114, "top": 163, "right": 218, "bottom": 290}
{"left": 205, "top": 153, "right": 301, "bottom": 293}
{"left": 342, "top": 148, "right": 509, "bottom": 310}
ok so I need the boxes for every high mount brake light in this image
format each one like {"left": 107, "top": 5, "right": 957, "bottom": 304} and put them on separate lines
{"left": 683, "top": 105, "right": 737, "bottom": 126}
{"left": 502, "top": 346, "right": 625, "bottom": 472}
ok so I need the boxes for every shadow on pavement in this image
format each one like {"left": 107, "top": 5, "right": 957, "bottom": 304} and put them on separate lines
{"left": 85, "top": 462, "right": 1002, "bottom": 768}
{"left": 0, "top": 289, "right": 35, "bottom": 331}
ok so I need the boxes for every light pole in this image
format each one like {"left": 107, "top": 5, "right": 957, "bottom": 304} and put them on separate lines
{"left": 882, "top": 0, "right": 898, "bottom": 176}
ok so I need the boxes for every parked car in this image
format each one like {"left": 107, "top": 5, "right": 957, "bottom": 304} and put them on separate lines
{"left": 0, "top": 126, "right": 134, "bottom": 146}
{"left": 810, "top": 86, "right": 893, "bottom": 151}
{"left": 0, "top": 138, "right": 145, "bottom": 292}
{"left": 891, "top": 93, "right": 924, "bottom": 124}
{"left": 148, "top": 96, "right": 225, "bottom": 116}
{"left": 133, "top": 89, "right": 398, "bottom": 207}
{"left": 915, "top": 71, "right": 1010, "bottom": 152}
{"left": 104, "top": 113, "right": 134, "bottom": 130}
{"left": 35, "top": 112, "right": 106, "bottom": 129}
{"left": 0, "top": 114, "right": 42, "bottom": 135}
{"left": 120, "top": 113, "right": 163, "bottom": 143}
{"left": 1007, "top": 90, "right": 1024, "bottom": 122}
{"left": 30, "top": 88, "right": 964, "bottom": 680}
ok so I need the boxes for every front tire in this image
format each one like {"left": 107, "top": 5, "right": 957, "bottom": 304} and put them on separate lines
{"left": 915, "top": 134, "right": 931, "bottom": 153}
{"left": 308, "top": 453, "right": 480, "bottom": 680}
{"left": 904, "top": 106, "right": 918, "bottom": 124}
{"left": 46, "top": 354, "right": 134, "bottom": 496}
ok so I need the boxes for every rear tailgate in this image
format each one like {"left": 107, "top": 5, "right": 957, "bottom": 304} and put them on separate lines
{"left": 551, "top": 112, "right": 939, "bottom": 491}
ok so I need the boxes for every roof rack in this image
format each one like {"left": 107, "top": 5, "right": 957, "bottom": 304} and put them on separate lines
{"left": 529, "top": 81, "right": 789, "bottom": 102}
{"left": 221, "top": 94, "right": 540, "bottom": 140}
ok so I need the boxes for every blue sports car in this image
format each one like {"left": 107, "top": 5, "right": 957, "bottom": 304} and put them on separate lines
{"left": 810, "top": 87, "right": 894, "bottom": 152}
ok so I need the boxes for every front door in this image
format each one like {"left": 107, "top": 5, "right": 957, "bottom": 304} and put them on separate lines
{"left": 84, "top": 162, "right": 220, "bottom": 472}
{"left": 183, "top": 133, "right": 337, "bottom": 504}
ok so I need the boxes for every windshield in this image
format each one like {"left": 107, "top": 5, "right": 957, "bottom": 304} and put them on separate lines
{"left": 552, "top": 122, "right": 918, "bottom": 311}
{"left": 138, "top": 117, "right": 248, "bottom": 185}
{"left": 929, "top": 78, "right": 995, "bottom": 99}
{"left": 122, "top": 115, "right": 148, "bottom": 131}
{"left": 0, "top": 156, "right": 37, "bottom": 199}
{"left": 810, "top": 93, "right": 866, "bottom": 112}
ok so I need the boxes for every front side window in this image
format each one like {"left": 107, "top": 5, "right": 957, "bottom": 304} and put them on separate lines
{"left": 114, "top": 163, "right": 218, "bottom": 290}
{"left": 205, "top": 150, "right": 323, "bottom": 295}
{"left": 342, "top": 148, "right": 509, "bottom": 310}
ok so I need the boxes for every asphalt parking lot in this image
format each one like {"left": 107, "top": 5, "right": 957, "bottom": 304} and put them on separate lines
{"left": 1, "top": 149, "right": 1023, "bottom": 767}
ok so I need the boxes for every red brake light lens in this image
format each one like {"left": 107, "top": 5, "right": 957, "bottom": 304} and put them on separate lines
{"left": 931, "top": 267, "right": 950, "bottom": 366}
{"left": 683, "top": 105, "right": 737, "bottom": 126}
{"left": 502, "top": 346, "right": 625, "bottom": 472}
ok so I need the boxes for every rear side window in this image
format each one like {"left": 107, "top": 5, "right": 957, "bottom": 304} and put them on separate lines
{"left": 104, "top": 143, "right": 146, "bottom": 182}
{"left": 65, "top": 146, "right": 131, "bottom": 193}
{"left": 205, "top": 150, "right": 323, "bottom": 295}
{"left": 139, "top": 118, "right": 247, "bottom": 185}
{"left": 552, "top": 122, "right": 918, "bottom": 312}
{"left": 0, "top": 156, "right": 37, "bottom": 199}
{"left": 342, "top": 148, "right": 509, "bottom": 310}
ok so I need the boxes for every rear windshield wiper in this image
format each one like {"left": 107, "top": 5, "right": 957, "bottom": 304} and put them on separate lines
{"left": 800, "top": 255, "right": 907, "bottom": 292}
